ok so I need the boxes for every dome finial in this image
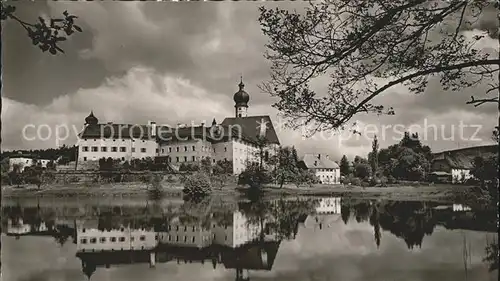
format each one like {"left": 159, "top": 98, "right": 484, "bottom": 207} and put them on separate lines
{"left": 238, "top": 75, "right": 244, "bottom": 90}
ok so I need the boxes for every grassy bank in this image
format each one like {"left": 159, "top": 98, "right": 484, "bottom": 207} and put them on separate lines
{"left": 1, "top": 182, "right": 471, "bottom": 203}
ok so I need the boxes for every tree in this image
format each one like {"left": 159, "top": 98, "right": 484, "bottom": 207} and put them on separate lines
{"left": 354, "top": 162, "right": 371, "bottom": 180}
{"left": 183, "top": 172, "right": 212, "bottom": 200}
{"left": 339, "top": 155, "right": 350, "bottom": 176}
{"left": 369, "top": 135, "right": 379, "bottom": 177}
{"left": 1, "top": 3, "right": 82, "bottom": 55}
{"left": 273, "top": 146, "right": 301, "bottom": 188}
{"left": 259, "top": 1, "right": 499, "bottom": 134}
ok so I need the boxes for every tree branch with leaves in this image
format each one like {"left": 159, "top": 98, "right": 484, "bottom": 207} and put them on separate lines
{"left": 1, "top": 3, "right": 82, "bottom": 54}
{"left": 259, "top": 0, "right": 499, "bottom": 135}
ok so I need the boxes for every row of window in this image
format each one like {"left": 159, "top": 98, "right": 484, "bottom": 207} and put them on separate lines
{"left": 161, "top": 146, "right": 226, "bottom": 154}
{"left": 80, "top": 235, "right": 151, "bottom": 244}
{"left": 163, "top": 233, "right": 227, "bottom": 242}
{"left": 82, "top": 146, "right": 147, "bottom": 153}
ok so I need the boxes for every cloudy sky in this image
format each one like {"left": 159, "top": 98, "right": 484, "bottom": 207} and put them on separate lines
{"left": 2, "top": 1, "right": 498, "bottom": 160}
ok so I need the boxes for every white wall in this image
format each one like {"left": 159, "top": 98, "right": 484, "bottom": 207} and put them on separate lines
{"left": 159, "top": 139, "right": 214, "bottom": 164}
{"left": 78, "top": 138, "right": 157, "bottom": 162}
{"left": 451, "top": 168, "right": 471, "bottom": 183}
{"left": 158, "top": 222, "right": 212, "bottom": 248}
{"left": 9, "top": 158, "right": 50, "bottom": 172}
{"left": 314, "top": 168, "right": 340, "bottom": 184}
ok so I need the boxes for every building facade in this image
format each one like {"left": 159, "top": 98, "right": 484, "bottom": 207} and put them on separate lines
{"left": 76, "top": 80, "right": 280, "bottom": 174}
{"left": 8, "top": 156, "right": 51, "bottom": 172}
{"left": 299, "top": 154, "right": 340, "bottom": 184}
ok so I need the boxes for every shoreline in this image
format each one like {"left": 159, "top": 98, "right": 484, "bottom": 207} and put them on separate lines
{"left": 1, "top": 182, "right": 470, "bottom": 203}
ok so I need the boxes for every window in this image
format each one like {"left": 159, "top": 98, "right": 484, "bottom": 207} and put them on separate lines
{"left": 121, "top": 157, "right": 125, "bottom": 161}
{"left": 155, "top": 235, "right": 158, "bottom": 241}
{"left": 156, "top": 149, "right": 159, "bottom": 153}
{"left": 169, "top": 147, "right": 172, "bottom": 153}
{"left": 131, "top": 236, "right": 135, "bottom": 242}
{"left": 111, "top": 237, "right": 117, "bottom": 242}
{"left": 100, "top": 237, "right": 106, "bottom": 243}
{"left": 141, "top": 148, "right": 146, "bottom": 153}
{"left": 81, "top": 238, "right": 88, "bottom": 244}
{"left": 90, "top": 238, "right": 97, "bottom": 244}
{"left": 213, "top": 148, "right": 216, "bottom": 153}
{"left": 184, "top": 226, "right": 187, "bottom": 231}
{"left": 184, "top": 156, "right": 188, "bottom": 162}
{"left": 176, "top": 236, "right": 179, "bottom": 242}
{"left": 192, "top": 236, "right": 195, "bottom": 243}
{"left": 176, "top": 157, "right": 179, "bottom": 163}
{"left": 132, "top": 148, "right": 135, "bottom": 152}
{"left": 192, "top": 226, "right": 196, "bottom": 231}
{"left": 224, "top": 147, "right": 227, "bottom": 152}
{"left": 120, "top": 147, "right": 126, "bottom": 152}
{"left": 119, "top": 237, "right": 125, "bottom": 242}
{"left": 101, "top": 147, "right": 107, "bottom": 152}
{"left": 168, "top": 235, "right": 172, "bottom": 241}
{"left": 112, "top": 147, "right": 118, "bottom": 152}
{"left": 139, "top": 235, "right": 146, "bottom": 241}
{"left": 184, "top": 146, "right": 187, "bottom": 152}
{"left": 192, "top": 156, "right": 195, "bottom": 161}
{"left": 91, "top": 146, "right": 98, "bottom": 152}
{"left": 184, "top": 236, "right": 187, "bottom": 242}
{"left": 161, "top": 149, "right": 165, "bottom": 153}
{"left": 82, "top": 146, "right": 89, "bottom": 152}
{"left": 224, "top": 235, "right": 227, "bottom": 241}
{"left": 176, "top": 147, "right": 179, "bottom": 152}
{"left": 176, "top": 226, "right": 179, "bottom": 231}
{"left": 192, "top": 146, "right": 195, "bottom": 151}
{"left": 83, "top": 157, "right": 87, "bottom": 161}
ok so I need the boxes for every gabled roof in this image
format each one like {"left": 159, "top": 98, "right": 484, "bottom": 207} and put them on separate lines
{"left": 300, "top": 154, "right": 339, "bottom": 169}
{"left": 221, "top": 116, "right": 280, "bottom": 145}
{"left": 432, "top": 144, "right": 497, "bottom": 170}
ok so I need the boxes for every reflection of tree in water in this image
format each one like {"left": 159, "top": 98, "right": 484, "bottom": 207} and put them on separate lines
{"left": 178, "top": 198, "right": 212, "bottom": 230}
{"left": 377, "top": 201, "right": 436, "bottom": 249}
{"left": 344, "top": 200, "right": 436, "bottom": 249}
{"left": 483, "top": 238, "right": 498, "bottom": 272}
{"left": 239, "top": 196, "right": 317, "bottom": 240}
{"left": 369, "top": 203, "right": 381, "bottom": 248}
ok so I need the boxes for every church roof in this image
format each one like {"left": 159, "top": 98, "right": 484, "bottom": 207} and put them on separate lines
{"left": 79, "top": 124, "right": 154, "bottom": 140}
{"left": 219, "top": 240, "right": 280, "bottom": 270}
{"left": 221, "top": 116, "right": 280, "bottom": 145}
{"left": 78, "top": 116, "right": 280, "bottom": 145}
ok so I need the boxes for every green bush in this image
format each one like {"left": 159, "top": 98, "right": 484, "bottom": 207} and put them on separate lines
{"left": 350, "top": 177, "right": 362, "bottom": 186}
{"left": 183, "top": 172, "right": 212, "bottom": 199}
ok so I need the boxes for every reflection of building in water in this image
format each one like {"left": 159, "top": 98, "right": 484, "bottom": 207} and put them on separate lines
{"left": 6, "top": 218, "right": 51, "bottom": 237}
{"left": 75, "top": 211, "right": 280, "bottom": 280}
{"left": 303, "top": 197, "right": 342, "bottom": 230}
{"left": 212, "top": 211, "right": 262, "bottom": 248}
{"left": 158, "top": 217, "right": 212, "bottom": 248}
{"left": 452, "top": 204, "right": 471, "bottom": 212}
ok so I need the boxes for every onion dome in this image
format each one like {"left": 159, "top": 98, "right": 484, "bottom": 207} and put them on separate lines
{"left": 233, "top": 78, "right": 249, "bottom": 108}
{"left": 85, "top": 111, "right": 98, "bottom": 125}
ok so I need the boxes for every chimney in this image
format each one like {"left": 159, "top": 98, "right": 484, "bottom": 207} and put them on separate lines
{"left": 151, "top": 122, "right": 156, "bottom": 137}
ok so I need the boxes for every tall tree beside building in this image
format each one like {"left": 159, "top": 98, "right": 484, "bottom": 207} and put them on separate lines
{"left": 369, "top": 135, "right": 379, "bottom": 177}
{"left": 339, "top": 155, "right": 350, "bottom": 176}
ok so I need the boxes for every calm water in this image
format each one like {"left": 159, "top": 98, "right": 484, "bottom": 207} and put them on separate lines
{"left": 1, "top": 195, "right": 498, "bottom": 281}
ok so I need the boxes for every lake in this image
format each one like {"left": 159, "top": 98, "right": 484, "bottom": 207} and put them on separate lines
{"left": 1, "top": 195, "right": 498, "bottom": 281}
